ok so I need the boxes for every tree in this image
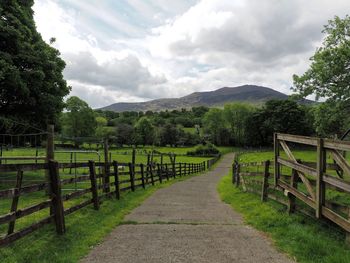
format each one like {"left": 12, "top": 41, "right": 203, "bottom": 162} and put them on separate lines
{"left": 115, "top": 123, "right": 134, "bottom": 146}
{"left": 61, "top": 97, "right": 96, "bottom": 140}
{"left": 159, "top": 123, "right": 178, "bottom": 146}
{"left": 293, "top": 15, "right": 350, "bottom": 103}
{"left": 202, "top": 108, "right": 230, "bottom": 146}
{"left": 245, "top": 100, "right": 314, "bottom": 146}
{"left": 313, "top": 102, "right": 350, "bottom": 138}
{"left": 134, "top": 117, "right": 155, "bottom": 146}
{"left": 223, "top": 103, "right": 253, "bottom": 146}
{"left": 0, "top": 1, "right": 70, "bottom": 132}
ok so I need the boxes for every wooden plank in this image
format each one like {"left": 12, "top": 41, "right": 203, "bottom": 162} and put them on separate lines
{"left": 277, "top": 133, "right": 318, "bottom": 146}
{"left": 261, "top": 161, "right": 270, "bottom": 202}
{"left": 0, "top": 182, "right": 49, "bottom": 199}
{"left": 239, "top": 172, "right": 265, "bottom": 177}
{"left": 322, "top": 206, "right": 350, "bottom": 232}
{"left": 0, "top": 200, "right": 52, "bottom": 225}
{"left": 288, "top": 169, "right": 298, "bottom": 214}
{"left": 62, "top": 188, "right": 92, "bottom": 201}
{"left": 140, "top": 164, "right": 145, "bottom": 189}
{"left": 316, "top": 138, "right": 326, "bottom": 218}
{"left": 330, "top": 149, "right": 350, "bottom": 177}
{"left": 64, "top": 199, "right": 93, "bottom": 216}
{"left": 48, "top": 160, "right": 65, "bottom": 234}
{"left": 7, "top": 170, "right": 23, "bottom": 234}
{"left": 274, "top": 133, "right": 280, "bottom": 186}
{"left": 323, "top": 175, "right": 350, "bottom": 193}
{"left": 278, "top": 180, "right": 316, "bottom": 209}
{"left": 324, "top": 139, "right": 350, "bottom": 152}
{"left": 60, "top": 175, "right": 90, "bottom": 186}
{"left": 128, "top": 163, "right": 135, "bottom": 191}
{"left": 88, "top": 161, "right": 100, "bottom": 210}
{"left": 0, "top": 163, "right": 46, "bottom": 172}
{"left": 277, "top": 157, "right": 317, "bottom": 177}
{"left": 279, "top": 140, "right": 316, "bottom": 200}
{"left": 112, "top": 161, "right": 120, "bottom": 200}
{"left": 0, "top": 216, "right": 53, "bottom": 247}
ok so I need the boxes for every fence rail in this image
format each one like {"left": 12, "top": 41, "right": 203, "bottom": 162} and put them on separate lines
{"left": 233, "top": 132, "right": 350, "bottom": 244}
{"left": 0, "top": 156, "right": 219, "bottom": 247}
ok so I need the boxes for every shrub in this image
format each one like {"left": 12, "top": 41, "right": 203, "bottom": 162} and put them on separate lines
{"left": 187, "top": 143, "right": 220, "bottom": 156}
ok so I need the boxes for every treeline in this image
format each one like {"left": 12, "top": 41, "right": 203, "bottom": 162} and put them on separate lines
{"left": 58, "top": 96, "right": 350, "bottom": 148}
{"left": 59, "top": 97, "right": 208, "bottom": 147}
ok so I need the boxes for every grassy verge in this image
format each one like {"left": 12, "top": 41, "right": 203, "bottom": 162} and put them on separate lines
{"left": 218, "top": 174, "right": 350, "bottom": 263}
{"left": 0, "top": 173, "right": 201, "bottom": 263}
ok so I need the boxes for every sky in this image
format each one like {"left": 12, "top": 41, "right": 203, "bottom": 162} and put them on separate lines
{"left": 33, "top": 0, "right": 350, "bottom": 108}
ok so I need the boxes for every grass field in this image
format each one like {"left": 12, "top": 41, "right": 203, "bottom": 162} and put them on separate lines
{"left": 0, "top": 171, "right": 209, "bottom": 263}
{"left": 0, "top": 146, "right": 224, "bottom": 261}
{"left": 218, "top": 174, "right": 350, "bottom": 263}
{"left": 220, "top": 148, "right": 350, "bottom": 262}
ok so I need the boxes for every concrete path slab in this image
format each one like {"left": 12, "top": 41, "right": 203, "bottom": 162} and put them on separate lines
{"left": 82, "top": 153, "right": 294, "bottom": 263}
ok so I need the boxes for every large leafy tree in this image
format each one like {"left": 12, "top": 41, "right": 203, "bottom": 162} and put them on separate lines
{"left": 134, "top": 117, "right": 155, "bottom": 146}
{"left": 61, "top": 97, "right": 96, "bottom": 140}
{"left": 0, "top": 0, "right": 70, "bottom": 132}
{"left": 245, "top": 100, "right": 314, "bottom": 146}
{"left": 293, "top": 15, "right": 350, "bottom": 102}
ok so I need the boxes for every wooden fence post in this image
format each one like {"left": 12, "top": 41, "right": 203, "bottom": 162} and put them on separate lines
{"left": 103, "top": 138, "right": 110, "bottom": 193}
{"left": 235, "top": 163, "right": 240, "bottom": 187}
{"left": 232, "top": 163, "right": 236, "bottom": 184}
{"left": 46, "top": 125, "right": 54, "bottom": 195}
{"left": 150, "top": 164, "right": 155, "bottom": 186}
{"left": 179, "top": 163, "right": 182, "bottom": 177}
{"left": 88, "top": 161, "right": 100, "bottom": 210}
{"left": 287, "top": 168, "right": 298, "bottom": 214}
{"left": 112, "top": 161, "right": 120, "bottom": 200}
{"left": 157, "top": 164, "right": 162, "bottom": 183}
{"left": 129, "top": 162, "right": 135, "bottom": 191}
{"left": 274, "top": 133, "right": 280, "bottom": 187}
{"left": 261, "top": 160, "right": 270, "bottom": 202}
{"left": 48, "top": 160, "right": 65, "bottom": 234}
{"left": 7, "top": 170, "right": 23, "bottom": 235}
{"left": 316, "top": 138, "right": 326, "bottom": 219}
{"left": 140, "top": 163, "right": 145, "bottom": 189}
{"left": 165, "top": 164, "right": 169, "bottom": 180}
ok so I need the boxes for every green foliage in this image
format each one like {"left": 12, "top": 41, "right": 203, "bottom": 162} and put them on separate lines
{"left": 61, "top": 96, "right": 96, "bottom": 139}
{"left": 313, "top": 102, "right": 350, "bottom": 137}
{"left": 134, "top": 117, "right": 155, "bottom": 145}
{"left": 0, "top": 0, "right": 70, "bottom": 132}
{"left": 187, "top": 143, "right": 219, "bottom": 156}
{"left": 223, "top": 103, "right": 253, "bottom": 146}
{"left": 202, "top": 108, "right": 231, "bottom": 146}
{"left": 245, "top": 100, "right": 314, "bottom": 146}
{"left": 293, "top": 15, "right": 350, "bottom": 103}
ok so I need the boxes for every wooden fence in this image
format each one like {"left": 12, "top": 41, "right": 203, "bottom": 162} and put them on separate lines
{"left": 0, "top": 158, "right": 215, "bottom": 247}
{"left": 233, "top": 133, "right": 350, "bottom": 242}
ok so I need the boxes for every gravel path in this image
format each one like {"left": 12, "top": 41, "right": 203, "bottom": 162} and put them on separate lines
{"left": 82, "top": 153, "right": 294, "bottom": 263}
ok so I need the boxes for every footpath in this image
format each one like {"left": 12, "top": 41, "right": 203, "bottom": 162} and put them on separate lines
{"left": 82, "top": 153, "right": 293, "bottom": 263}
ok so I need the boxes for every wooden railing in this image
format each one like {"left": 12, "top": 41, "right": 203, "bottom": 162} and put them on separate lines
{"left": 0, "top": 158, "right": 216, "bottom": 247}
{"left": 233, "top": 133, "right": 350, "bottom": 242}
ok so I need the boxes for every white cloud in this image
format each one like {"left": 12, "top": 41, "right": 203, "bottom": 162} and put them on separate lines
{"left": 33, "top": 0, "right": 350, "bottom": 108}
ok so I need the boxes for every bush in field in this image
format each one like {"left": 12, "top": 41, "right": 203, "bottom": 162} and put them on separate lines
{"left": 187, "top": 143, "right": 219, "bottom": 156}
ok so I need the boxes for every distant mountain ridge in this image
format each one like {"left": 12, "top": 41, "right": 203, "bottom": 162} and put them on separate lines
{"left": 100, "top": 85, "right": 310, "bottom": 112}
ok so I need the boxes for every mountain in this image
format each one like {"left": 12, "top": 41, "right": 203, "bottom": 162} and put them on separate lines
{"left": 100, "top": 85, "right": 310, "bottom": 112}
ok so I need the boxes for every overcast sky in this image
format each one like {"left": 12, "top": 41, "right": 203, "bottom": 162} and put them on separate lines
{"left": 33, "top": 0, "right": 350, "bottom": 108}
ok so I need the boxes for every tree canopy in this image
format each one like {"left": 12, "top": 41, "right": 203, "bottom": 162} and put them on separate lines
{"left": 0, "top": 0, "right": 70, "bottom": 132}
{"left": 293, "top": 15, "right": 350, "bottom": 103}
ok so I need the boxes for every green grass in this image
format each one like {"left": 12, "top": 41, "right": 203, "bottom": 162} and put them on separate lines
{"left": 218, "top": 174, "right": 350, "bottom": 263}
{"left": 0, "top": 172, "right": 202, "bottom": 263}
